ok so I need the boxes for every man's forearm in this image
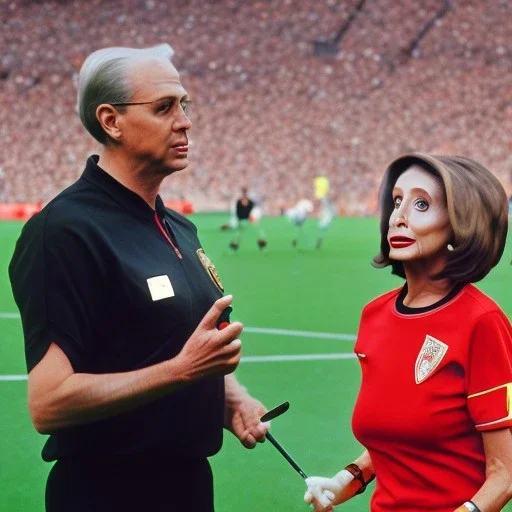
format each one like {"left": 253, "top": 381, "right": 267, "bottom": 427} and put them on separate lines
{"left": 30, "top": 354, "right": 188, "bottom": 434}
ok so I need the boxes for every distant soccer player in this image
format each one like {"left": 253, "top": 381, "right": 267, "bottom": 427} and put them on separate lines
{"left": 229, "top": 187, "right": 267, "bottom": 251}
{"left": 313, "top": 176, "right": 335, "bottom": 249}
{"left": 286, "top": 176, "right": 335, "bottom": 249}
{"left": 286, "top": 198, "right": 314, "bottom": 248}
{"left": 304, "top": 153, "right": 512, "bottom": 512}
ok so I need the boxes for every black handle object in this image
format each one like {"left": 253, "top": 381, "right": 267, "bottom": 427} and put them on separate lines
{"left": 261, "top": 402, "right": 290, "bottom": 422}
{"left": 217, "top": 306, "right": 233, "bottom": 330}
{"left": 266, "top": 432, "right": 308, "bottom": 479}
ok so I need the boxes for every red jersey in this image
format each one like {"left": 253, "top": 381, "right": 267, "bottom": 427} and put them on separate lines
{"left": 352, "top": 284, "right": 512, "bottom": 512}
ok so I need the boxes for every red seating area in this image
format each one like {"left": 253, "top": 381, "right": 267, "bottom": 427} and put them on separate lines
{"left": 0, "top": 203, "right": 43, "bottom": 221}
{"left": 0, "top": 201, "right": 193, "bottom": 220}
{"left": 164, "top": 200, "right": 195, "bottom": 215}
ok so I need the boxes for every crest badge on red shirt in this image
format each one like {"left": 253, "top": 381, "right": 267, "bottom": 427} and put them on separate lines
{"left": 414, "top": 335, "right": 448, "bottom": 384}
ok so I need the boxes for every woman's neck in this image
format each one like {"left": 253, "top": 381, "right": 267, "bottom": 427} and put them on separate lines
{"left": 402, "top": 272, "right": 454, "bottom": 308}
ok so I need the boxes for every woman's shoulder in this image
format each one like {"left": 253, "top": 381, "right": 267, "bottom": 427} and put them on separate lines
{"left": 460, "top": 284, "right": 508, "bottom": 319}
{"left": 362, "top": 286, "right": 403, "bottom": 313}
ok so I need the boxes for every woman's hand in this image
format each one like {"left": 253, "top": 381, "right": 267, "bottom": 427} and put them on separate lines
{"left": 304, "top": 469, "right": 355, "bottom": 511}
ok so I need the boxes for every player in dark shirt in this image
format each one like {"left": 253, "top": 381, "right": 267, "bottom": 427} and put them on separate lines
{"left": 229, "top": 187, "right": 267, "bottom": 251}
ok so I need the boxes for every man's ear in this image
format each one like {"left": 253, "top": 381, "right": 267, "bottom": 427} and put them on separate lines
{"left": 96, "top": 104, "right": 122, "bottom": 142}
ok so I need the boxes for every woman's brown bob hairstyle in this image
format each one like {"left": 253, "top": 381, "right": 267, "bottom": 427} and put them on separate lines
{"left": 372, "top": 153, "right": 509, "bottom": 284}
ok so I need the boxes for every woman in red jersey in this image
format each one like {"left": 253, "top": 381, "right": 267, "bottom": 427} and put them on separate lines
{"left": 304, "top": 154, "right": 512, "bottom": 512}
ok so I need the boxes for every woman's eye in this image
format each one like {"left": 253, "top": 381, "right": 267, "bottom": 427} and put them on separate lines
{"left": 393, "top": 197, "right": 402, "bottom": 209}
{"left": 415, "top": 199, "right": 429, "bottom": 211}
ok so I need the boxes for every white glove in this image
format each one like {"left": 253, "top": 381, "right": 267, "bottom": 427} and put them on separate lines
{"left": 304, "top": 469, "right": 354, "bottom": 511}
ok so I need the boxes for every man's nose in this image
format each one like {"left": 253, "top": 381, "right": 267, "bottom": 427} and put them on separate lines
{"left": 173, "top": 106, "right": 192, "bottom": 131}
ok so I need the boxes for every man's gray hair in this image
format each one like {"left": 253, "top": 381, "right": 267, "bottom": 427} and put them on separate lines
{"left": 76, "top": 44, "right": 174, "bottom": 144}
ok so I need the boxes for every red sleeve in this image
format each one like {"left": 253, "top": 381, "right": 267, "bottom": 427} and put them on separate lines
{"left": 467, "top": 310, "right": 512, "bottom": 431}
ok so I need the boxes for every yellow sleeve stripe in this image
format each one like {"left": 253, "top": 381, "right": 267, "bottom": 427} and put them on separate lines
{"left": 468, "top": 382, "right": 512, "bottom": 401}
{"left": 468, "top": 382, "right": 512, "bottom": 430}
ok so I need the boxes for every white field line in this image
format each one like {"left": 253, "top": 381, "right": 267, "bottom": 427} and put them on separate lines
{"left": 0, "top": 312, "right": 356, "bottom": 341}
{"left": 241, "top": 353, "right": 356, "bottom": 363}
{"left": 0, "top": 313, "right": 357, "bottom": 380}
{"left": 0, "top": 353, "right": 357, "bottom": 381}
{"left": 244, "top": 327, "right": 356, "bottom": 341}
{"left": 0, "top": 312, "right": 21, "bottom": 319}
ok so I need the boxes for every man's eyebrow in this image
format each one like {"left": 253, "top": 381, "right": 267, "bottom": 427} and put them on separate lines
{"left": 159, "top": 92, "right": 190, "bottom": 100}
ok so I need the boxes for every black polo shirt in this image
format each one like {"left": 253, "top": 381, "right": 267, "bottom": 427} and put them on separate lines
{"left": 236, "top": 198, "right": 254, "bottom": 220}
{"left": 9, "top": 155, "right": 228, "bottom": 462}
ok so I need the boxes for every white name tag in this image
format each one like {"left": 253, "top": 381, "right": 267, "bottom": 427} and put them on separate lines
{"left": 147, "top": 275, "right": 175, "bottom": 301}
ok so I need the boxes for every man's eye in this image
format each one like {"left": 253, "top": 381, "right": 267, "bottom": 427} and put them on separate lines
{"left": 180, "top": 100, "right": 192, "bottom": 113}
{"left": 157, "top": 100, "right": 173, "bottom": 112}
{"left": 393, "top": 197, "right": 402, "bottom": 209}
{"left": 415, "top": 199, "right": 429, "bottom": 211}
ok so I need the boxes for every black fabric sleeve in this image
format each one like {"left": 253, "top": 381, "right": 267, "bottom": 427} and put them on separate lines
{"left": 9, "top": 205, "right": 107, "bottom": 372}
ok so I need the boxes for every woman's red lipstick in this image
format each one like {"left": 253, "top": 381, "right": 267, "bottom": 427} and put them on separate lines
{"left": 389, "top": 236, "right": 415, "bottom": 248}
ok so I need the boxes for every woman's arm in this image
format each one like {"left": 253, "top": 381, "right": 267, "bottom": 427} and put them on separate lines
{"left": 304, "top": 449, "right": 375, "bottom": 511}
{"left": 454, "top": 429, "right": 512, "bottom": 512}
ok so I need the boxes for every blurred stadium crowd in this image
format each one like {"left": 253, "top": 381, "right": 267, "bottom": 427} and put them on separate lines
{"left": 1, "top": 0, "right": 512, "bottom": 214}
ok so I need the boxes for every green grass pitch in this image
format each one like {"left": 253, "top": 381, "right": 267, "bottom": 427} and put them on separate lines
{"left": 0, "top": 215, "right": 511, "bottom": 511}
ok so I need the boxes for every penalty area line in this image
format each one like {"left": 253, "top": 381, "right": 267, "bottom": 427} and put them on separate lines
{"left": 0, "top": 312, "right": 21, "bottom": 319}
{"left": 0, "top": 353, "right": 357, "bottom": 381}
{"left": 241, "top": 353, "right": 357, "bottom": 363}
{"left": 0, "top": 313, "right": 357, "bottom": 341}
{"left": 243, "top": 327, "right": 356, "bottom": 341}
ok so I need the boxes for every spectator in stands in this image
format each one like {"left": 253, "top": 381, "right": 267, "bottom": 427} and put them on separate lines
{"left": 228, "top": 187, "right": 267, "bottom": 251}
{"left": 3, "top": 2, "right": 511, "bottom": 215}
{"left": 304, "top": 154, "right": 512, "bottom": 512}
{"left": 9, "top": 43, "right": 268, "bottom": 512}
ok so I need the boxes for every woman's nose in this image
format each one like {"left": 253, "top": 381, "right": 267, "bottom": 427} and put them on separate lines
{"left": 390, "top": 207, "right": 407, "bottom": 227}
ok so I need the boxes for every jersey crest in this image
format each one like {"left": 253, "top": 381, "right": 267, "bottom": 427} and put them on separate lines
{"left": 196, "top": 248, "right": 224, "bottom": 292}
{"left": 414, "top": 335, "right": 448, "bottom": 384}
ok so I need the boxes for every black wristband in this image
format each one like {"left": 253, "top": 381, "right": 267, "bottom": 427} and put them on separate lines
{"left": 344, "top": 463, "right": 375, "bottom": 495}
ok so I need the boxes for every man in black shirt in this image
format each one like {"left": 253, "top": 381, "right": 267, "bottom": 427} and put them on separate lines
{"left": 229, "top": 188, "right": 267, "bottom": 251}
{"left": 9, "top": 44, "right": 268, "bottom": 512}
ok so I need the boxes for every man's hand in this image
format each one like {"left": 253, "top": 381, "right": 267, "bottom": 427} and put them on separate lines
{"left": 224, "top": 375, "right": 269, "bottom": 448}
{"left": 175, "top": 295, "right": 243, "bottom": 382}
